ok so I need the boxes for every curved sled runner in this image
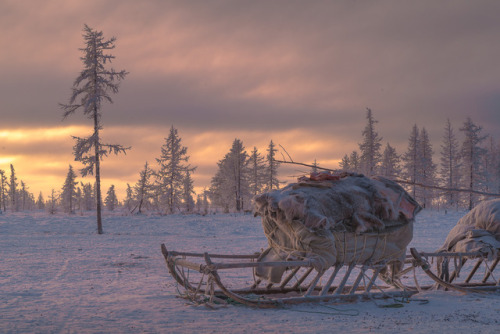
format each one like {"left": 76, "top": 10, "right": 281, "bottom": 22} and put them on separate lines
{"left": 161, "top": 244, "right": 417, "bottom": 308}
{"left": 410, "top": 247, "right": 500, "bottom": 293}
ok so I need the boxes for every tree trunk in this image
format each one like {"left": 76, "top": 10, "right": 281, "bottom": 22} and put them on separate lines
{"left": 94, "top": 113, "right": 103, "bottom": 234}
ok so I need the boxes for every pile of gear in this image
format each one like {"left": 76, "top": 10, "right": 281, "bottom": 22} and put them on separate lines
{"left": 253, "top": 172, "right": 422, "bottom": 283}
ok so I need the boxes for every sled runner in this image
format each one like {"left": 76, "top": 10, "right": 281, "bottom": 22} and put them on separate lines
{"left": 410, "top": 247, "right": 500, "bottom": 293}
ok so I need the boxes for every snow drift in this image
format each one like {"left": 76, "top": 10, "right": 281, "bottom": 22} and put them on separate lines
{"left": 253, "top": 172, "right": 422, "bottom": 283}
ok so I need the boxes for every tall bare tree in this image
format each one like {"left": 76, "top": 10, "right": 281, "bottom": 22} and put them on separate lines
{"left": 60, "top": 25, "right": 129, "bottom": 234}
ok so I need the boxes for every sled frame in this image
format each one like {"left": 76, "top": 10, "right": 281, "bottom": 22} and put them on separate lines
{"left": 161, "top": 244, "right": 416, "bottom": 308}
{"left": 410, "top": 247, "right": 500, "bottom": 293}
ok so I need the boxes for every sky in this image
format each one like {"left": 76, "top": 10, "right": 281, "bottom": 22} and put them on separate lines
{"left": 1, "top": 0, "right": 500, "bottom": 200}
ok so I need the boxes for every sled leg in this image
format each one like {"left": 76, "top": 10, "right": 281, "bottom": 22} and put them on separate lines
{"left": 305, "top": 270, "right": 325, "bottom": 296}
{"left": 349, "top": 267, "right": 367, "bottom": 294}
{"left": 333, "top": 263, "right": 355, "bottom": 295}
{"left": 365, "top": 266, "right": 384, "bottom": 293}
{"left": 465, "top": 259, "right": 483, "bottom": 283}
{"left": 320, "top": 265, "right": 341, "bottom": 296}
{"left": 280, "top": 267, "right": 301, "bottom": 289}
{"left": 292, "top": 267, "right": 314, "bottom": 289}
{"left": 482, "top": 258, "right": 499, "bottom": 283}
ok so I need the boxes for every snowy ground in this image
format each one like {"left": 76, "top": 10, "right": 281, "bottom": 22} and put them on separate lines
{"left": 1, "top": 209, "right": 499, "bottom": 333}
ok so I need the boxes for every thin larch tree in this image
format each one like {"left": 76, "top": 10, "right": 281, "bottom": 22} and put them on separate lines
{"left": 60, "top": 24, "right": 129, "bottom": 234}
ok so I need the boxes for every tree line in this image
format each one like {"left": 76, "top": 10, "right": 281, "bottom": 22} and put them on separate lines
{"left": 338, "top": 108, "right": 500, "bottom": 210}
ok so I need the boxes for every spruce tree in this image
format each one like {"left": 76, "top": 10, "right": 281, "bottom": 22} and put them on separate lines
{"left": 311, "top": 159, "right": 318, "bottom": 174}
{"left": 81, "top": 182, "right": 95, "bottom": 211}
{"left": 339, "top": 154, "right": 350, "bottom": 171}
{"left": 210, "top": 139, "right": 250, "bottom": 212}
{"left": 60, "top": 24, "right": 129, "bottom": 234}
{"left": 249, "top": 147, "right": 267, "bottom": 196}
{"left": 182, "top": 170, "right": 195, "bottom": 213}
{"left": 155, "top": 126, "right": 195, "bottom": 214}
{"left": 105, "top": 185, "right": 118, "bottom": 211}
{"left": 439, "top": 119, "right": 461, "bottom": 208}
{"left": 417, "top": 128, "right": 437, "bottom": 208}
{"left": 380, "top": 143, "right": 401, "bottom": 179}
{"left": 9, "top": 164, "right": 18, "bottom": 211}
{"left": 20, "top": 181, "right": 29, "bottom": 211}
{"left": 402, "top": 125, "right": 420, "bottom": 198}
{"left": 0, "top": 169, "right": 6, "bottom": 212}
{"left": 359, "top": 108, "right": 382, "bottom": 176}
{"left": 47, "top": 189, "right": 58, "bottom": 214}
{"left": 133, "top": 162, "right": 154, "bottom": 214}
{"left": 266, "top": 140, "right": 281, "bottom": 191}
{"left": 36, "top": 192, "right": 45, "bottom": 210}
{"left": 459, "top": 117, "right": 487, "bottom": 210}
{"left": 124, "top": 183, "right": 134, "bottom": 212}
{"left": 61, "top": 165, "right": 78, "bottom": 214}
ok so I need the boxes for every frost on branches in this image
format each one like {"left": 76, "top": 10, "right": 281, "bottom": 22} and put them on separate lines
{"left": 60, "top": 24, "right": 129, "bottom": 234}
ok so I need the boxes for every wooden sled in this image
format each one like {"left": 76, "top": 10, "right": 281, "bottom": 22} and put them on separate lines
{"left": 410, "top": 247, "right": 500, "bottom": 293}
{"left": 161, "top": 244, "right": 418, "bottom": 308}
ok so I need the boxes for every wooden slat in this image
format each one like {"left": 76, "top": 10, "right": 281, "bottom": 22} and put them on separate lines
{"left": 333, "top": 263, "right": 355, "bottom": 295}
{"left": 305, "top": 271, "right": 325, "bottom": 296}
{"left": 320, "top": 265, "right": 341, "bottom": 296}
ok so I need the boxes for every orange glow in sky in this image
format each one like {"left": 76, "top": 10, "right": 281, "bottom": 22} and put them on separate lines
{"left": 1, "top": 1, "right": 500, "bottom": 201}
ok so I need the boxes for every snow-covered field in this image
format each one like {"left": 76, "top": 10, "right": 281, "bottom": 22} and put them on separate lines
{"left": 1, "top": 210, "right": 499, "bottom": 333}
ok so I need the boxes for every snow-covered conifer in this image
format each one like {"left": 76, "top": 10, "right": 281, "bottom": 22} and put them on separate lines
{"left": 266, "top": 140, "right": 281, "bottom": 191}
{"left": 182, "top": 170, "right": 195, "bottom": 213}
{"left": 359, "top": 108, "right": 383, "bottom": 176}
{"left": 36, "top": 192, "right": 45, "bottom": 210}
{"left": 81, "top": 182, "right": 95, "bottom": 211}
{"left": 339, "top": 154, "right": 350, "bottom": 171}
{"left": 459, "top": 117, "right": 487, "bottom": 209}
{"left": 402, "top": 125, "right": 420, "bottom": 198}
{"left": 60, "top": 25, "right": 129, "bottom": 234}
{"left": 124, "top": 183, "right": 134, "bottom": 212}
{"left": 417, "top": 128, "right": 438, "bottom": 208}
{"left": 483, "top": 137, "right": 500, "bottom": 195}
{"left": 0, "top": 169, "right": 7, "bottom": 212}
{"left": 349, "top": 151, "right": 361, "bottom": 173}
{"left": 19, "top": 181, "right": 30, "bottom": 211}
{"left": 202, "top": 189, "right": 209, "bottom": 215}
{"left": 210, "top": 139, "right": 251, "bottom": 212}
{"left": 195, "top": 194, "right": 202, "bottom": 214}
{"left": 155, "top": 126, "right": 195, "bottom": 214}
{"left": 9, "top": 164, "right": 18, "bottom": 211}
{"left": 311, "top": 159, "right": 318, "bottom": 174}
{"left": 439, "top": 119, "right": 461, "bottom": 208}
{"left": 380, "top": 143, "right": 401, "bottom": 179}
{"left": 47, "top": 189, "right": 58, "bottom": 214}
{"left": 249, "top": 147, "right": 267, "bottom": 196}
{"left": 61, "top": 165, "right": 78, "bottom": 214}
{"left": 105, "top": 185, "right": 118, "bottom": 211}
{"left": 133, "top": 162, "right": 154, "bottom": 214}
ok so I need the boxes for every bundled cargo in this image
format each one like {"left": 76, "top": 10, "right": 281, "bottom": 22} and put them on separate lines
{"left": 253, "top": 172, "right": 422, "bottom": 283}
{"left": 438, "top": 199, "right": 500, "bottom": 259}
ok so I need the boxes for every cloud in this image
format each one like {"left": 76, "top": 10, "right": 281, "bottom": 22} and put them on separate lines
{"left": 2, "top": 0, "right": 500, "bottom": 198}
